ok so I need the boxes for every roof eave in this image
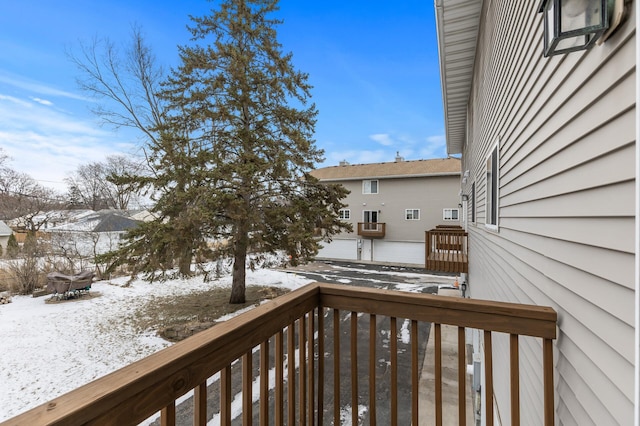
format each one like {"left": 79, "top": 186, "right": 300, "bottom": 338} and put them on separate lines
{"left": 316, "top": 171, "right": 461, "bottom": 182}
{"left": 434, "top": 0, "right": 483, "bottom": 155}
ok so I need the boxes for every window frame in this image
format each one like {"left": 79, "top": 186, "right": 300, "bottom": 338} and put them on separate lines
{"left": 443, "top": 208, "right": 459, "bottom": 221}
{"left": 405, "top": 209, "right": 420, "bottom": 220}
{"left": 485, "top": 143, "right": 499, "bottom": 231}
{"left": 338, "top": 209, "right": 351, "bottom": 220}
{"left": 471, "top": 181, "right": 476, "bottom": 224}
{"left": 362, "top": 179, "right": 379, "bottom": 194}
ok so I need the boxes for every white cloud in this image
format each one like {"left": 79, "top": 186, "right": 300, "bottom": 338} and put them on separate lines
{"left": 369, "top": 133, "right": 395, "bottom": 146}
{"left": 0, "top": 71, "right": 87, "bottom": 101}
{"left": 325, "top": 149, "right": 391, "bottom": 166}
{"left": 30, "top": 97, "right": 53, "bottom": 106}
{"left": 425, "top": 134, "right": 446, "bottom": 145}
{"left": 0, "top": 94, "right": 33, "bottom": 108}
{"left": 0, "top": 95, "right": 136, "bottom": 192}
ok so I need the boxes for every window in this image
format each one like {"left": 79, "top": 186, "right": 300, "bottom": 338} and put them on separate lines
{"left": 363, "top": 210, "right": 378, "bottom": 223}
{"left": 405, "top": 209, "right": 420, "bottom": 220}
{"left": 486, "top": 144, "right": 499, "bottom": 229}
{"left": 471, "top": 182, "right": 476, "bottom": 223}
{"left": 443, "top": 209, "right": 459, "bottom": 221}
{"left": 338, "top": 209, "right": 350, "bottom": 220}
{"left": 363, "top": 179, "right": 379, "bottom": 194}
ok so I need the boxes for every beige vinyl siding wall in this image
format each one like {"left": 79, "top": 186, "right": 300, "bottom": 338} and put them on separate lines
{"left": 327, "top": 175, "right": 461, "bottom": 241}
{"left": 462, "top": 1, "right": 635, "bottom": 425}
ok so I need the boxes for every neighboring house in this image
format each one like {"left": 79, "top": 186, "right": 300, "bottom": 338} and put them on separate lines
{"left": 310, "top": 157, "right": 461, "bottom": 265}
{"left": 436, "top": 1, "right": 635, "bottom": 425}
{"left": 0, "top": 220, "right": 12, "bottom": 251}
{"left": 46, "top": 210, "right": 141, "bottom": 257}
{"left": 7, "top": 210, "right": 95, "bottom": 232}
{"left": 128, "top": 209, "right": 157, "bottom": 223}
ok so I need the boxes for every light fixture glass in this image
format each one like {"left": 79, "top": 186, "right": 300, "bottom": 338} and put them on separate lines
{"left": 538, "top": 0, "right": 611, "bottom": 57}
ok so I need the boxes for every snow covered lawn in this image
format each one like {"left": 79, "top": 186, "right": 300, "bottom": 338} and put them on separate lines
{"left": 0, "top": 267, "right": 313, "bottom": 422}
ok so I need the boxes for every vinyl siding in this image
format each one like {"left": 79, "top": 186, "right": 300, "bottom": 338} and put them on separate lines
{"left": 323, "top": 175, "right": 461, "bottom": 241}
{"left": 462, "top": 1, "right": 635, "bottom": 425}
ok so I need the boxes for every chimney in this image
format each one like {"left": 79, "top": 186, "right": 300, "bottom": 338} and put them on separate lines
{"left": 395, "top": 151, "right": 404, "bottom": 162}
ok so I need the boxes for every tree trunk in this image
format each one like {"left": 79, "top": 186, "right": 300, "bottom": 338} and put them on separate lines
{"left": 229, "top": 224, "right": 248, "bottom": 304}
{"left": 178, "top": 243, "right": 193, "bottom": 276}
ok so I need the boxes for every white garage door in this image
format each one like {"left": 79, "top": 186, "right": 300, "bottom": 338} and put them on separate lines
{"left": 316, "top": 239, "right": 357, "bottom": 260}
{"left": 373, "top": 241, "right": 425, "bottom": 266}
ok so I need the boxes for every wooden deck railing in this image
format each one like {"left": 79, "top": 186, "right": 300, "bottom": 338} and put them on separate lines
{"left": 1, "top": 283, "right": 557, "bottom": 426}
{"left": 426, "top": 228, "right": 469, "bottom": 273}
{"left": 357, "top": 222, "right": 386, "bottom": 238}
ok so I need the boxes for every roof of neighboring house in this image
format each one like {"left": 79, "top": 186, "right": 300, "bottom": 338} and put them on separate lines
{"left": 435, "top": 0, "right": 482, "bottom": 155}
{"left": 48, "top": 210, "right": 141, "bottom": 233}
{"left": 310, "top": 158, "right": 461, "bottom": 181}
{"left": 0, "top": 220, "right": 12, "bottom": 236}
{"left": 91, "top": 213, "right": 140, "bottom": 232}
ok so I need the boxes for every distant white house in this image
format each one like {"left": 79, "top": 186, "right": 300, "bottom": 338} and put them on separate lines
{"left": 0, "top": 220, "right": 12, "bottom": 251}
{"left": 310, "top": 157, "right": 461, "bottom": 266}
{"left": 45, "top": 210, "right": 141, "bottom": 257}
{"left": 7, "top": 210, "right": 94, "bottom": 232}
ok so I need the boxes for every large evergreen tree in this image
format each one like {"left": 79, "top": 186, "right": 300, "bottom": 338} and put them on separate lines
{"left": 160, "top": 0, "right": 350, "bottom": 303}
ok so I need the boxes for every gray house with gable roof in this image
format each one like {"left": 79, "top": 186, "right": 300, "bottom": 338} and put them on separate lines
{"left": 310, "top": 157, "right": 461, "bottom": 265}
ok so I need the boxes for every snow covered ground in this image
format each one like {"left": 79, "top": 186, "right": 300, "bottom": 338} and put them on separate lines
{"left": 0, "top": 267, "right": 313, "bottom": 422}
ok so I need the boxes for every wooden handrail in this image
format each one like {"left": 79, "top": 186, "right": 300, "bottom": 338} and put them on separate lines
{"left": 2, "top": 283, "right": 557, "bottom": 426}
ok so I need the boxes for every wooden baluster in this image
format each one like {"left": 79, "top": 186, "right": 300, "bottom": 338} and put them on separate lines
{"left": 260, "top": 341, "right": 269, "bottom": 425}
{"left": 510, "top": 334, "right": 520, "bottom": 426}
{"left": 307, "top": 310, "right": 315, "bottom": 425}
{"left": 299, "top": 315, "right": 307, "bottom": 426}
{"left": 288, "top": 322, "right": 296, "bottom": 425}
{"left": 411, "top": 320, "right": 419, "bottom": 425}
{"left": 221, "top": 365, "right": 232, "bottom": 425}
{"left": 351, "top": 312, "right": 358, "bottom": 426}
{"left": 484, "top": 331, "right": 494, "bottom": 426}
{"left": 160, "top": 401, "right": 175, "bottom": 426}
{"left": 390, "top": 316, "right": 398, "bottom": 426}
{"left": 318, "top": 308, "right": 325, "bottom": 426}
{"left": 333, "top": 309, "right": 341, "bottom": 426}
{"left": 435, "top": 323, "right": 442, "bottom": 426}
{"left": 369, "top": 314, "right": 377, "bottom": 426}
{"left": 276, "top": 331, "right": 284, "bottom": 425}
{"left": 194, "top": 382, "right": 207, "bottom": 426}
{"left": 543, "top": 338, "right": 555, "bottom": 426}
{"left": 243, "top": 351, "right": 253, "bottom": 426}
{"left": 458, "top": 327, "right": 466, "bottom": 426}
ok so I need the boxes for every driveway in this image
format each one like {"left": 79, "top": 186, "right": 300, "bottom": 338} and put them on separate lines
{"left": 283, "top": 259, "right": 457, "bottom": 292}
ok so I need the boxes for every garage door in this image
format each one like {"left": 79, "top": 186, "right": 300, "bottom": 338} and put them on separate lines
{"left": 316, "top": 239, "right": 357, "bottom": 260}
{"left": 373, "top": 241, "right": 425, "bottom": 265}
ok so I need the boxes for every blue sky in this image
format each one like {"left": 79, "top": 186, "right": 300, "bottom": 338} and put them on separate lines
{"left": 0, "top": 1, "right": 444, "bottom": 192}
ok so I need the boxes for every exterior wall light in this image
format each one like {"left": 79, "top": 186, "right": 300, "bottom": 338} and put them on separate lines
{"left": 538, "top": 0, "right": 612, "bottom": 57}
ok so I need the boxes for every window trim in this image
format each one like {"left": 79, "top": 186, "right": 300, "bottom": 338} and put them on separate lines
{"left": 443, "top": 208, "right": 459, "bottom": 221}
{"left": 405, "top": 209, "right": 420, "bottom": 220}
{"left": 471, "top": 181, "right": 476, "bottom": 224}
{"left": 362, "top": 179, "right": 379, "bottom": 194}
{"left": 338, "top": 209, "right": 351, "bottom": 220}
{"left": 485, "top": 143, "right": 499, "bottom": 231}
